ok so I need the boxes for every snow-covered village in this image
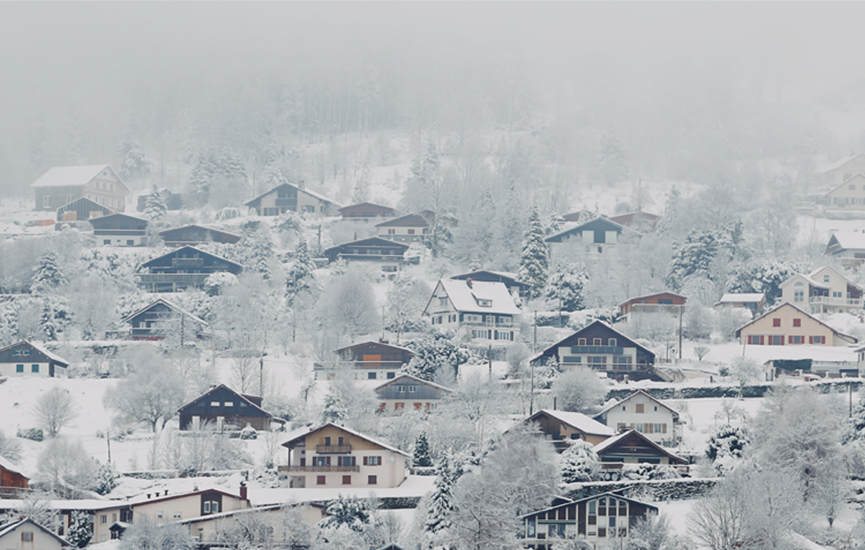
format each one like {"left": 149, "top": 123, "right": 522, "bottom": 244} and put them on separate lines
{"left": 5, "top": 3, "right": 865, "bottom": 550}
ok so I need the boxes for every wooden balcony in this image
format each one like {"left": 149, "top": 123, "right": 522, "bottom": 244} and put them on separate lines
{"left": 278, "top": 465, "right": 360, "bottom": 473}
{"left": 315, "top": 444, "right": 352, "bottom": 453}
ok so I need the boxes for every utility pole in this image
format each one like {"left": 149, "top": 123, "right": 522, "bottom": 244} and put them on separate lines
{"left": 106, "top": 428, "right": 112, "bottom": 465}
{"left": 850, "top": 381, "right": 854, "bottom": 418}
{"left": 180, "top": 314, "right": 185, "bottom": 347}
{"left": 678, "top": 305, "right": 683, "bottom": 361}
{"left": 259, "top": 354, "right": 265, "bottom": 397}
{"left": 488, "top": 345, "right": 492, "bottom": 380}
{"left": 531, "top": 310, "right": 538, "bottom": 415}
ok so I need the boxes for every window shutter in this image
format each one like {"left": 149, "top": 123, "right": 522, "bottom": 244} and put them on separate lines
{"left": 363, "top": 456, "right": 368, "bottom": 466}
{"left": 662, "top": 424, "right": 667, "bottom": 434}
{"left": 809, "top": 336, "right": 813, "bottom": 344}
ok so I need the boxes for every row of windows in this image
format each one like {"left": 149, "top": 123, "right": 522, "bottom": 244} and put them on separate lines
{"left": 575, "top": 338, "right": 616, "bottom": 346}
{"left": 15, "top": 364, "right": 40, "bottom": 373}
{"left": 470, "top": 329, "right": 514, "bottom": 340}
{"left": 617, "top": 422, "right": 668, "bottom": 434}
{"left": 386, "top": 402, "right": 437, "bottom": 411}
{"left": 204, "top": 401, "right": 249, "bottom": 408}
{"left": 771, "top": 318, "right": 803, "bottom": 327}
{"left": 12, "top": 349, "right": 33, "bottom": 356}
{"left": 623, "top": 403, "right": 659, "bottom": 413}
{"left": 315, "top": 474, "right": 377, "bottom": 485}
{"left": 362, "top": 371, "right": 397, "bottom": 380}
{"left": 747, "top": 335, "right": 825, "bottom": 345}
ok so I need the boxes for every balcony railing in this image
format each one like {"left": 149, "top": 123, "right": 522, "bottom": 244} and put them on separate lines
{"left": 809, "top": 296, "right": 862, "bottom": 307}
{"left": 460, "top": 320, "right": 513, "bottom": 328}
{"left": 278, "top": 465, "right": 360, "bottom": 473}
{"left": 313, "top": 360, "right": 406, "bottom": 371}
{"left": 138, "top": 273, "right": 209, "bottom": 285}
{"left": 315, "top": 444, "right": 352, "bottom": 453}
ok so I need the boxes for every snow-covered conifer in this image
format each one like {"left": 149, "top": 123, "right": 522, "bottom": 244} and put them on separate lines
{"left": 560, "top": 439, "right": 599, "bottom": 483}
{"left": 424, "top": 455, "right": 455, "bottom": 535}
{"left": 94, "top": 461, "right": 118, "bottom": 495}
{"left": 319, "top": 495, "right": 374, "bottom": 532}
{"left": 517, "top": 208, "right": 549, "bottom": 299}
{"left": 545, "top": 264, "right": 588, "bottom": 311}
{"left": 144, "top": 184, "right": 168, "bottom": 221}
{"left": 66, "top": 510, "right": 92, "bottom": 548}
{"left": 413, "top": 432, "right": 433, "bottom": 467}
{"left": 321, "top": 390, "right": 349, "bottom": 424}
{"left": 31, "top": 252, "right": 66, "bottom": 295}
{"left": 285, "top": 239, "right": 316, "bottom": 305}
{"left": 118, "top": 136, "right": 149, "bottom": 180}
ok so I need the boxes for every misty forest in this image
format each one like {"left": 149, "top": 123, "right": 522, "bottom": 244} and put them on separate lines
{"left": 3, "top": 3, "right": 865, "bottom": 550}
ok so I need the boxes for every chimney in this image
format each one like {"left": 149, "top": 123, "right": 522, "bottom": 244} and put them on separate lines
{"left": 146, "top": 494, "right": 151, "bottom": 499}
{"left": 466, "top": 277, "right": 473, "bottom": 289}
{"left": 240, "top": 481, "right": 248, "bottom": 501}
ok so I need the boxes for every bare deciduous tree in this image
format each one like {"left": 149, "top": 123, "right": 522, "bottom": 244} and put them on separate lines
{"left": 34, "top": 386, "right": 76, "bottom": 437}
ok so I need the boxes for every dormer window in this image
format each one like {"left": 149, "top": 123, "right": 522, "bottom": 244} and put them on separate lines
{"left": 477, "top": 299, "right": 492, "bottom": 307}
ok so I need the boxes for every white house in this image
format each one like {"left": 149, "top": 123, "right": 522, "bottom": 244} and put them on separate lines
{"left": 779, "top": 266, "right": 864, "bottom": 314}
{"left": 0, "top": 519, "right": 69, "bottom": 550}
{"left": 825, "top": 231, "right": 865, "bottom": 267}
{"left": 0, "top": 340, "right": 69, "bottom": 378}
{"left": 422, "top": 279, "right": 520, "bottom": 342}
{"left": 593, "top": 390, "right": 682, "bottom": 446}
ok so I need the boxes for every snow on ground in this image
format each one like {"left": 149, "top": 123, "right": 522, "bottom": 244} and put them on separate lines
{"left": 248, "top": 475, "right": 435, "bottom": 506}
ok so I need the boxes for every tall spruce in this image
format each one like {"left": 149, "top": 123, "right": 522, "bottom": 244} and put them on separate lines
{"left": 413, "top": 432, "right": 433, "bottom": 467}
{"left": 31, "top": 251, "right": 66, "bottom": 295}
{"left": 144, "top": 185, "right": 168, "bottom": 221}
{"left": 517, "top": 208, "right": 549, "bottom": 299}
{"left": 425, "top": 455, "right": 455, "bottom": 535}
{"left": 66, "top": 510, "right": 92, "bottom": 548}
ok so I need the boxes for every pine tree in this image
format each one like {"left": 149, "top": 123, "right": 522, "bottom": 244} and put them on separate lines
{"left": 413, "top": 432, "right": 433, "bottom": 467}
{"left": 546, "top": 264, "right": 589, "bottom": 312}
{"left": 285, "top": 240, "right": 316, "bottom": 306}
{"left": 319, "top": 494, "right": 374, "bottom": 532}
{"left": 144, "top": 184, "right": 168, "bottom": 221}
{"left": 94, "top": 461, "right": 118, "bottom": 495}
{"left": 424, "top": 455, "right": 455, "bottom": 534}
{"left": 66, "top": 510, "right": 92, "bottom": 548}
{"left": 321, "top": 390, "right": 349, "bottom": 424}
{"left": 118, "top": 129, "right": 150, "bottom": 180}
{"left": 31, "top": 252, "right": 66, "bottom": 295}
{"left": 517, "top": 208, "right": 549, "bottom": 299}
{"left": 40, "top": 301, "right": 61, "bottom": 341}
{"left": 560, "top": 439, "right": 599, "bottom": 483}
{"left": 237, "top": 222, "right": 274, "bottom": 280}
{"left": 597, "top": 133, "right": 628, "bottom": 185}
{"left": 405, "top": 333, "right": 469, "bottom": 381}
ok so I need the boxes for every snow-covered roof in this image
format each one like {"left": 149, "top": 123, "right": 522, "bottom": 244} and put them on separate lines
{"left": 0, "top": 518, "right": 70, "bottom": 546}
{"left": 807, "top": 265, "right": 864, "bottom": 291}
{"left": 715, "top": 293, "right": 765, "bottom": 304}
{"left": 779, "top": 272, "right": 829, "bottom": 291}
{"left": 375, "top": 213, "right": 430, "bottom": 228}
{"left": 0, "top": 499, "right": 118, "bottom": 512}
{"left": 0, "top": 455, "right": 26, "bottom": 477}
{"left": 120, "top": 298, "right": 209, "bottom": 327}
{"left": 244, "top": 183, "right": 338, "bottom": 208}
{"left": 528, "top": 409, "right": 615, "bottom": 437}
{"left": 734, "top": 302, "right": 858, "bottom": 343}
{"left": 31, "top": 165, "right": 127, "bottom": 193}
{"left": 593, "top": 429, "right": 687, "bottom": 463}
{"left": 827, "top": 231, "right": 865, "bottom": 251}
{"left": 124, "top": 485, "right": 243, "bottom": 506}
{"left": 594, "top": 390, "right": 680, "bottom": 420}
{"left": 433, "top": 279, "right": 521, "bottom": 315}
{"left": 816, "top": 153, "right": 865, "bottom": 174}
{"left": 374, "top": 373, "right": 453, "bottom": 394}
{"left": 617, "top": 291, "right": 687, "bottom": 308}
{"left": 281, "top": 423, "right": 411, "bottom": 458}
{"left": 0, "top": 340, "right": 69, "bottom": 367}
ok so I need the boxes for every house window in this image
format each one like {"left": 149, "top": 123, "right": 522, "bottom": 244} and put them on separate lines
{"left": 654, "top": 423, "right": 664, "bottom": 433}
{"left": 211, "top": 401, "right": 220, "bottom": 407}
{"left": 104, "top": 239, "right": 111, "bottom": 245}
{"left": 408, "top": 229, "right": 415, "bottom": 235}
{"left": 408, "top": 385, "right": 417, "bottom": 393}
{"left": 31, "top": 365, "right": 39, "bottom": 373}
{"left": 824, "top": 275, "right": 831, "bottom": 283}
{"left": 16, "top": 364, "right": 23, "bottom": 373}
{"left": 224, "top": 402, "right": 233, "bottom": 407}
{"left": 157, "top": 512, "right": 164, "bottom": 520}
{"left": 593, "top": 338, "right": 602, "bottom": 345}
{"left": 317, "top": 476, "right": 326, "bottom": 485}
{"left": 368, "top": 475, "right": 377, "bottom": 485}
{"left": 342, "top": 475, "right": 351, "bottom": 485}
{"left": 578, "top": 338, "right": 586, "bottom": 346}
{"left": 101, "top": 515, "right": 108, "bottom": 524}
{"left": 368, "top": 372, "right": 377, "bottom": 379}
{"left": 747, "top": 335, "right": 763, "bottom": 345}
{"left": 635, "top": 404, "right": 644, "bottom": 413}
{"left": 794, "top": 290, "right": 804, "bottom": 302}
{"left": 397, "top": 385, "right": 406, "bottom": 393}
{"left": 789, "top": 335, "right": 803, "bottom": 344}
{"left": 22, "top": 532, "right": 33, "bottom": 542}
{"left": 43, "top": 195, "right": 51, "bottom": 208}
{"left": 810, "top": 335, "right": 826, "bottom": 344}
{"left": 608, "top": 338, "right": 617, "bottom": 346}
{"left": 387, "top": 372, "right": 395, "bottom": 379}
{"left": 388, "top": 229, "right": 395, "bottom": 235}
{"left": 772, "top": 318, "right": 781, "bottom": 327}
{"left": 793, "top": 319, "right": 801, "bottom": 327}
{"left": 173, "top": 512, "right": 182, "bottom": 519}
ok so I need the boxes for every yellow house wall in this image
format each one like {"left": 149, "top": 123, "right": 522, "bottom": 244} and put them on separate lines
{"left": 823, "top": 157, "right": 865, "bottom": 186}
{"left": 182, "top": 506, "right": 325, "bottom": 543}
{"left": 825, "top": 174, "right": 865, "bottom": 210}
{"left": 739, "top": 306, "right": 836, "bottom": 345}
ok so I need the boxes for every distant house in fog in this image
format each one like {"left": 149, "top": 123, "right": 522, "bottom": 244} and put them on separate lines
{"left": 608, "top": 211, "right": 661, "bottom": 231}
{"left": 158, "top": 224, "right": 241, "bottom": 246}
{"left": 817, "top": 153, "right": 865, "bottom": 187}
{"left": 545, "top": 217, "right": 632, "bottom": 257}
{"left": 136, "top": 246, "right": 243, "bottom": 293}
{"left": 713, "top": 293, "right": 766, "bottom": 317}
{"left": 375, "top": 374, "right": 453, "bottom": 413}
{"left": 618, "top": 292, "right": 686, "bottom": 323}
{"left": 56, "top": 196, "right": 113, "bottom": 222}
{"left": 244, "top": 183, "right": 338, "bottom": 216}
{"left": 375, "top": 213, "right": 431, "bottom": 243}
{"left": 339, "top": 202, "right": 397, "bottom": 219}
{"left": 121, "top": 298, "right": 208, "bottom": 341}
{"left": 315, "top": 340, "right": 415, "bottom": 381}
{"left": 323, "top": 237, "right": 413, "bottom": 278}
{"left": 135, "top": 188, "right": 183, "bottom": 212}
{"left": 31, "top": 164, "right": 128, "bottom": 212}
{"left": 822, "top": 173, "right": 865, "bottom": 210}
{"left": 89, "top": 213, "right": 149, "bottom": 247}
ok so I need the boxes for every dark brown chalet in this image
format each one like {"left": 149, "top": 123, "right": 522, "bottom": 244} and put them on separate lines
{"left": 89, "top": 213, "right": 149, "bottom": 247}
{"left": 519, "top": 492, "right": 658, "bottom": 548}
{"left": 177, "top": 385, "right": 281, "bottom": 431}
{"left": 56, "top": 196, "right": 113, "bottom": 222}
{"left": 324, "top": 237, "right": 410, "bottom": 264}
{"left": 121, "top": 299, "right": 208, "bottom": 341}
{"left": 0, "top": 456, "right": 28, "bottom": 494}
{"left": 450, "top": 270, "right": 531, "bottom": 299}
{"left": 618, "top": 291, "right": 686, "bottom": 323}
{"left": 315, "top": 341, "right": 414, "bottom": 380}
{"left": 338, "top": 202, "right": 397, "bottom": 219}
{"left": 531, "top": 321, "right": 659, "bottom": 381}
{"left": 593, "top": 430, "right": 688, "bottom": 468}
{"left": 137, "top": 246, "right": 243, "bottom": 293}
{"left": 375, "top": 213, "right": 431, "bottom": 243}
{"left": 375, "top": 374, "right": 453, "bottom": 413}
{"left": 0, "top": 340, "right": 69, "bottom": 378}
{"left": 158, "top": 224, "right": 242, "bottom": 247}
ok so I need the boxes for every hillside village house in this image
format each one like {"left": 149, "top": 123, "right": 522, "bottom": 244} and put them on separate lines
{"left": 120, "top": 299, "right": 208, "bottom": 341}
{"left": 817, "top": 153, "right": 865, "bottom": 187}
{"left": 593, "top": 430, "right": 689, "bottom": 470}
{"left": 522, "top": 409, "right": 614, "bottom": 451}
{"left": 314, "top": 340, "right": 415, "bottom": 380}
{"left": 375, "top": 213, "right": 432, "bottom": 243}
{"left": 279, "top": 423, "right": 409, "bottom": 489}
{"left": 713, "top": 292, "right": 766, "bottom": 317}
{"left": 608, "top": 211, "right": 661, "bottom": 231}
{"left": 593, "top": 390, "right": 682, "bottom": 446}
{"left": 158, "top": 224, "right": 241, "bottom": 246}
{"left": 735, "top": 302, "right": 857, "bottom": 347}
{"left": 518, "top": 492, "right": 658, "bottom": 549}
{"left": 423, "top": 279, "right": 521, "bottom": 342}
{"left": 450, "top": 269, "right": 532, "bottom": 299}
{"left": 0, "top": 340, "right": 68, "bottom": 378}
{"left": 375, "top": 374, "right": 453, "bottom": 413}
{"left": 244, "top": 182, "right": 338, "bottom": 216}
{"left": 779, "top": 266, "right": 864, "bottom": 314}
{"left": 31, "top": 164, "right": 128, "bottom": 212}
{"left": 136, "top": 246, "right": 244, "bottom": 293}
{"left": 338, "top": 202, "right": 397, "bottom": 219}
{"left": 177, "top": 385, "right": 281, "bottom": 431}
{"left": 56, "top": 196, "right": 113, "bottom": 222}
{"left": 531, "top": 321, "right": 658, "bottom": 382}
{"left": 545, "top": 217, "right": 632, "bottom": 259}
{"left": 135, "top": 188, "right": 183, "bottom": 212}
{"left": 825, "top": 231, "right": 865, "bottom": 266}
{"left": 822, "top": 172, "right": 865, "bottom": 211}
{"left": 89, "top": 213, "right": 149, "bottom": 246}
{"left": 0, "top": 456, "right": 28, "bottom": 494}
{"left": 0, "top": 519, "right": 69, "bottom": 550}
{"left": 617, "top": 291, "right": 686, "bottom": 324}
{"left": 176, "top": 503, "right": 327, "bottom": 546}
{"left": 323, "top": 237, "right": 414, "bottom": 278}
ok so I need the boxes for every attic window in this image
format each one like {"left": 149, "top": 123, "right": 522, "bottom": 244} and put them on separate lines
{"left": 477, "top": 299, "right": 492, "bottom": 307}
{"left": 824, "top": 275, "right": 830, "bottom": 283}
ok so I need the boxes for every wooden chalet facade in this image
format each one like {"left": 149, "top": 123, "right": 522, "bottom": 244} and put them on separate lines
{"left": 0, "top": 340, "right": 68, "bottom": 378}
{"left": 450, "top": 270, "right": 531, "bottom": 299}
{"left": 323, "top": 237, "right": 414, "bottom": 277}
{"left": 279, "top": 423, "right": 409, "bottom": 489}
{"left": 375, "top": 374, "right": 453, "bottom": 413}
{"left": 532, "top": 321, "right": 658, "bottom": 381}
{"left": 120, "top": 299, "right": 208, "bottom": 341}
{"left": 136, "top": 246, "right": 244, "bottom": 293}
{"left": 593, "top": 390, "right": 682, "bottom": 446}
{"left": 338, "top": 202, "right": 397, "bottom": 219}
{"left": 519, "top": 492, "right": 658, "bottom": 549}
{"left": 178, "top": 385, "right": 280, "bottom": 431}
{"left": 593, "top": 430, "right": 688, "bottom": 471}
{"left": 375, "top": 213, "right": 431, "bottom": 243}
{"left": 523, "top": 409, "right": 614, "bottom": 451}
{"left": 315, "top": 341, "right": 415, "bottom": 380}
{"left": 89, "top": 213, "right": 149, "bottom": 247}
{"left": 618, "top": 291, "right": 686, "bottom": 323}
{"left": 0, "top": 456, "right": 28, "bottom": 494}
{"left": 545, "top": 217, "right": 631, "bottom": 257}
{"left": 245, "top": 183, "right": 338, "bottom": 216}
{"left": 56, "top": 196, "right": 113, "bottom": 222}
{"left": 31, "top": 164, "right": 128, "bottom": 212}
{"left": 158, "top": 224, "right": 241, "bottom": 246}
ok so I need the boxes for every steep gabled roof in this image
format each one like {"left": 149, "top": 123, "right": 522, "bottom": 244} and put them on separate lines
{"left": 158, "top": 224, "right": 242, "bottom": 244}
{"left": 532, "top": 320, "right": 655, "bottom": 364}
{"left": 525, "top": 409, "right": 615, "bottom": 437}
{"left": 545, "top": 216, "right": 631, "bottom": 243}
{"left": 324, "top": 236, "right": 409, "bottom": 254}
{"left": 120, "top": 298, "right": 209, "bottom": 327}
{"left": 338, "top": 202, "right": 396, "bottom": 214}
{"left": 0, "top": 340, "right": 69, "bottom": 367}
{"left": 617, "top": 291, "right": 687, "bottom": 308}
{"left": 518, "top": 491, "right": 658, "bottom": 520}
{"left": 822, "top": 172, "right": 865, "bottom": 199}
{"left": 88, "top": 212, "right": 149, "bottom": 229}
{"left": 734, "top": 302, "right": 858, "bottom": 343}
{"left": 55, "top": 196, "right": 114, "bottom": 217}
{"left": 244, "top": 183, "right": 338, "bottom": 208}
{"left": 826, "top": 231, "right": 865, "bottom": 252}
{"left": 0, "top": 518, "right": 69, "bottom": 546}
{"left": 31, "top": 164, "right": 128, "bottom": 193}
{"left": 593, "top": 429, "right": 687, "bottom": 464}
{"left": 807, "top": 265, "right": 864, "bottom": 292}
{"left": 0, "top": 455, "right": 27, "bottom": 478}
{"left": 281, "top": 422, "right": 410, "bottom": 457}
{"left": 333, "top": 340, "right": 414, "bottom": 356}
{"left": 449, "top": 270, "right": 531, "bottom": 290}
{"left": 779, "top": 272, "right": 829, "bottom": 291}
{"left": 177, "top": 384, "right": 273, "bottom": 418}
{"left": 594, "top": 390, "right": 680, "bottom": 421}
{"left": 139, "top": 246, "right": 244, "bottom": 271}
{"left": 817, "top": 153, "right": 865, "bottom": 174}
{"left": 374, "top": 374, "right": 453, "bottom": 394}
{"left": 125, "top": 485, "right": 246, "bottom": 507}
{"left": 425, "top": 279, "right": 520, "bottom": 316}
{"left": 375, "top": 213, "right": 430, "bottom": 228}
{"left": 714, "top": 293, "right": 765, "bottom": 305}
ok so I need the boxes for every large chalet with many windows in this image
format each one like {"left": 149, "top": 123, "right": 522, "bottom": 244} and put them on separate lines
{"left": 375, "top": 213, "right": 431, "bottom": 243}
{"left": 323, "top": 237, "right": 413, "bottom": 278}
{"left": 735, "top": 302, "right": 857, "bottom": 347}
{"left": 779, "top": 265, "right": 864, "bottom": 314}
{"left": 519, "top": 492, "right": 658, "bottom": 549}
{"left": 89, "top": 213, "right": 149, "bottom": 247}
{"left": 279, "top": 423, "right": 409, "bottom": 489}
{"left": 593, "top": 430, "right": 688, "bottom": 470}
{"left": 375, "top": 374, "right": 453, "bottom": 414}
{"left": 136, "top": 246, "right": 244, "bottom": 293}
{"left": 531, "top": 321, "right": 658, "bottom": 381}
{"left": 593, "top": 390, "right": 682, "bottom": 446}
{"left": 450, "top": 270, "right": 532, "bottom": 299}
{"left": 177, "top": 385, "right": 280, "bottom": 431}
{"left": 545, "top": 217, "right": 631, "bottom": 258}
{"left": 423, "top": 279, "right": 520, "bottom": 342}
{"left": 0, "top": 340, "right": 68, "bottom": 378}
{"left": 120, "top": 299, "right": 208, "bottom": 341}
{"left": 315, "top": 340, "right": 415, "bottom": 381}
{"left": 31, "top": 164, "right": 128, "bottom": 212}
